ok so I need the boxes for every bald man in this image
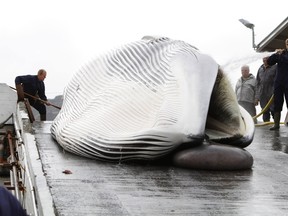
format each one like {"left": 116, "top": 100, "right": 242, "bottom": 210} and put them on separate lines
{"left": 15, "top": 69, "right": 50, "bottom": 121}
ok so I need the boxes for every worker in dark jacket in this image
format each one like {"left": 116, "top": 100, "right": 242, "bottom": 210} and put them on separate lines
{"left": 267, "top": 38, "right": 288, "bottom": 130}
{"left": 15, "top": 69, "right": 50, "bottom": 121}
{"left": 0, "top": 186, "right": 27, "bottom": 216}
{"left": 255, "top": 56, "right": 277, "bottom": 122}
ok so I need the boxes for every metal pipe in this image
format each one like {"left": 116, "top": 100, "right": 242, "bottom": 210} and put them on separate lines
{"left": 239, "top": 18, "right": 257, "bottom": 50}
{"left": 251, "top": 27, "right": 257, "bottom": 49}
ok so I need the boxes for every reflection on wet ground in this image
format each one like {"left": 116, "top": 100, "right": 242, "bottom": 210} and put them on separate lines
{"left": 253, "top": 125, "right": 288, "bottom": 153}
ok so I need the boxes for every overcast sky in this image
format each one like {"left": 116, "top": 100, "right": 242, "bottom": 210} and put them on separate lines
{"left": 0, "top": 0, "right": 287, "bottom": 98}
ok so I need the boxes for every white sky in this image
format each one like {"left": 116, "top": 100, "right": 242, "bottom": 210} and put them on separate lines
{"left": 0, "top": 0, "right": 287, "bottom": 98}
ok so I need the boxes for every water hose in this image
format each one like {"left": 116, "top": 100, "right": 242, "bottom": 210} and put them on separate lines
{"left": 253, "top": 95, "right": 274, "bottom": 120}
{"left": 253, "top": 94, "right": 286, "bottom": 126}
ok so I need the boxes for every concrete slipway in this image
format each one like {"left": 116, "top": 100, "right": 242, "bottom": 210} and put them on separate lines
{"left": 27, "top": 122, "right": 288, "bottom": 216}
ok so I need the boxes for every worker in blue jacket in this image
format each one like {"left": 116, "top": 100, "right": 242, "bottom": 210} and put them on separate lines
{"left": 267, "top": 38, "right": 288, "bottom": 130}
{"left": 15, "top": 69, "right": 50, "bottom": 121}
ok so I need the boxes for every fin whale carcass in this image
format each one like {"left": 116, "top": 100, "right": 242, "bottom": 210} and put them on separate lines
{"left": 50, "top": 36, "right": 254, "bottom": 169}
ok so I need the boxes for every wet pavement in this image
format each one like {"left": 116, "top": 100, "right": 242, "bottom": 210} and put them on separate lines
{"left": 32, "top": 122, "right": 288, "bottom": 216}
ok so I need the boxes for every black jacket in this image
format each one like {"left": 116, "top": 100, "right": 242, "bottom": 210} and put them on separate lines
{"left": 0, "top": 186, "right": 27, "bottom": 216}
{"left": 15, "top": 75, "right": 47, "bottom": 101}
{"left": 267, "top": 49, "right": 288, "bottom": 86}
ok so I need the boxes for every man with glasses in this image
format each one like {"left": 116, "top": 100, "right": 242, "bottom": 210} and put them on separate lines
{"left": 267, "top": 38, "right": 288, "bottom": 130}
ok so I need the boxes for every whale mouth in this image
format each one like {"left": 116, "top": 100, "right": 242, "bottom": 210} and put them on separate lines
{"left": 204, "top": 68, "right": 254, "bottom": 148}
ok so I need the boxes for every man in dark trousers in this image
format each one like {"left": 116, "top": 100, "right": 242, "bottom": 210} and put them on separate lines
{"left": 15, "top": 69, "right": 50, "bottom": 121}
{"left": 267, "top": 38, "right": 288, "bottom": 130}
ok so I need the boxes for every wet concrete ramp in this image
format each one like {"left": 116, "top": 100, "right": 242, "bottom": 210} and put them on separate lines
{"left": 33, "top": 122, "right": 288, "bottom": 215}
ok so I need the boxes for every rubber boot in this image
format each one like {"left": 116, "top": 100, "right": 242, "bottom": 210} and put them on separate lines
{"left": 40, "top": 114, "right": 46, "bottom": 121}
{"left": 269, "top": 112, "right": 280, "bottom": 130}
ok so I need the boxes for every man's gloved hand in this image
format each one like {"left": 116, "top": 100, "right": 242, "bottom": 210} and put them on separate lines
{"left": 16, "top": 84, "right": 24, "bottom": 102}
